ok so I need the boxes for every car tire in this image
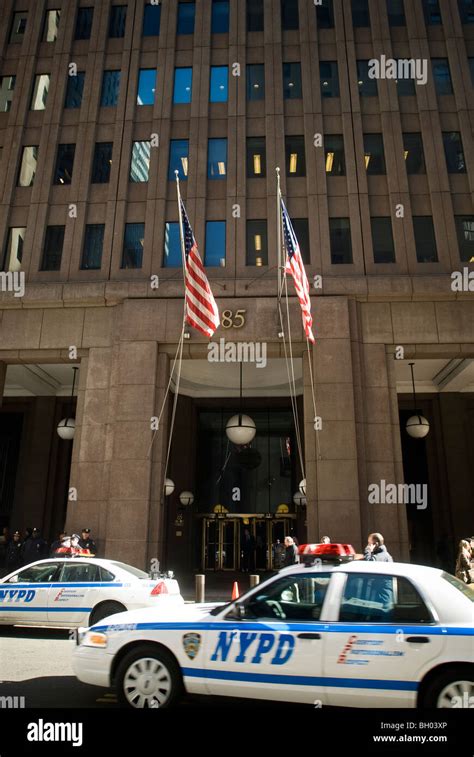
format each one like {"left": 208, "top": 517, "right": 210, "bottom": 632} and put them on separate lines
{"left": 115, "top": 645, "right": 183, "bottom": 709}
{"left": 89, "top": 601, "right": 126, "bottom": 627}
{"left": 421, "top": 666, "right": 474, "bottom": 708}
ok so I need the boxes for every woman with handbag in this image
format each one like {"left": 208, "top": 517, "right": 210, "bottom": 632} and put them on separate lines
{"left": 455, "top": 539, "right": 472, "bottom": 584}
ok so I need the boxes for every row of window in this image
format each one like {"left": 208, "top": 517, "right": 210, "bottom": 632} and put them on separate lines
{"left": 7, "top": 0, "right": 474, "bottom": 47}
{"left": 2, "top": 55, "right": 473, "bottom": 116}
{"left": 10, "top": 129, "right": 467, "bottom": 189}
{"left": 3, "top": 214, "right": 473, "bottom": 274}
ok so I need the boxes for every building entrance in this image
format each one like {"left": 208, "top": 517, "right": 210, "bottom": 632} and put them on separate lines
{"left": 200, "top": 515, "right": 296, "bottom": 572}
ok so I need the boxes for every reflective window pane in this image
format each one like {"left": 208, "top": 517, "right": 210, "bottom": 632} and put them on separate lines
{"left": 292, "top": 218, "right": 310, "bottom": 264}
{"left": 122, "top": 223, "right": 144, "bottom": 269}
{"left": 0, "top": 75, "right": 16, "bottom": 112}
{"left": 91, "top": 143, "right": 113, "bottom": 183}
{"left": 101, "top": 70, "right": 121, "bottom": 106}
{"left": 207, "top": 138, "right": 227, "bottom": 179}
{"left": 316, "top": 0, "right": 334, "bottom": 28}
{"left": 75, "top": 7, "right": 94, "bottom": 40}
{"left": 320, "top": 61, "right": 339, "bottom": 97}
{"left": 53, "top": 144, "right": 76, "bottom": 185}
{"left": 17, "top": 146, "right": 38, "bottom": 187}
{"left": 164, "top": 222, "right": 181, "bottom": 267}
{"left": 177, "top": 2, "right": 195, "bottom": 34}
{"left": 9, "top": 12, "right": 28, "bottom": 44}
{"left": 285, "top": 135, "right": 306, "bottom": 177}
{"left": 455, "top": 216, "right": 474, "bottom": 262}
{"left": 423, "top": 0, "right": 442, "bottom": 24}
{"left": 3, "top": 227, "right": 25, "bottom": 272}
{"left": 281, "top": 0, "right": 299, "bottom": 30}
{"left": 41, "top": 226, "right": 65, "bottom": 271}
{"left": 364, "top": 134, "right": 386, "bottom": 174}
{"left": 137, "top": 69, "right": 157, "bottom": 105}
{"left": 443, "top": 132, "right": 466, "bottom": 173}
{"left": 387, "top": 0, "right": 405, "bottom": 26}
{"left": 212, "top": 1, "right": 229, "bottom": 33}
{"left": 247, "top": 64, "right": 265, "bottom": 100}
{"left": 283, "top": 62, "right": 302, "bottom": 99}
{"left": 205, "top": 221, "right": 226, "bottom": 266}
{"left": 143, "top": 3, "right": 161, "bottom": 35}
{"left": 413, "top": 217, "right": 438, "bottom": 262}
{"left": 173, "top": 68, "right": 193, "bottom": 103}
{"left": 247, "top": 0, "right": 264, "bottom": 31}
{"left": 130, "top": 141, "right": 151, "bottom": 183}
{"left": 357, "top": 60, "right": 378, "bottom": 96}
{"left": 246, "top": 137, "right": 266, "bottom": 178}
{"left": 168, "top": 139, "right": 189, "bottom": 180}
{"left": 371, "top": 217, "right": 395, "bottom": 263}
{"left": 246, "top": 220, "right": 268, "bottom": 265}
{"left": 81, "top": 224, "right": 104, "bottom": 270}
{"left": 109, "top": 5, "right": 127, "bottom": 37}
{"left": 210, "top": 66, "right": 228, "bottom": 102}
{"left": 352, "top": 0, "right": 370, "bottom": 26}
{"left": 64, "top": 72, "right": 85, "bottom": 108}
{"left": 43, "top": 10, "right": 60, "bottom": 41}
{"left": 458, "top": 0, "right": 474, "bottom": 24}
{"left": 330, "top": 218, "right": 353, "bottom": 264}
{"left": 403, "top": 133, "right": 425, "bottom": 174}
{"left": 30, "top": 74, "right": 50, "bottom": 111}
{"left": 432, "top": 59, "right": 453, "bottom": 95}
{"left": 396, "top": 61, "right": 416, "bottom": 96}
{"left": 324, "top": 134, "right": 346, "bottom": 176}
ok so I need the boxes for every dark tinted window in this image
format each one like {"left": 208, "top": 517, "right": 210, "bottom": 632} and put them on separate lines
{"left": 122, "top": 223, "right": 144, "bottom": 269}
{"left": 53, "top": 144, "right": 75, "bottom": 184}
{"left": 320, "top": 61, "right": 339, "bottom": 97}
{"left": 364, "top": 134, "right": 386, "bottom": 174}
{"left": 247, "top": 137, "right": 266, "bottom": 178}
{"left": 41, "top": 226, "right": 65, "bottom": 271}
{"left": 423, "top": 0, "right": 442, "bottom": 24}
{"left": 443, "top": 132, "right": 466, "bottom": 173}
{"left": 432, "top": 59, "right": 453, "bottom": 95}
{"left": 246, "top": 220, "right": 268, "bottom": 265}
{"left": 142, "top": 3, "right": 161, "bottom": 35}
{"left": 81, "top": 224, "right": 104, "bottom": 270}
{"left": 352, "top": 0, "right": 370, "bottom": 26}
{"left": 357, "top": 60, "right": 378, "bottom": 96}
{"left": 371, "top": 217, "right": 396, "bottom": 263}
{"left": 59, "top": 563, "right": 100, "bottom": 582}
{"left": 177, "top": 2, "right": 195, "bottom": 34}
{"left": 403, "top": 133, "right": 425, "bottom": 174}
{"left": 10, "top": 563, "right": 60, "bottom": 583}
{"left": 92, "top": 142, "right": 112, "bottom": 183}
{"left": 281, "top": 0, "right": 299, "bottom": 30}
{"left": 387, "top": 0, "right": 405, "bottom": 26}
{"left": 247, "top": 64, "right": 265, "bottom": 100}
{"left": 100, "top": 71, "right": 121, "bottom": 106}
{"left": 164, "top": 222, "right": 181, "bottom": 267}
{"left": 205, "top": 221, "right": 226, "bottom": 266}
{"left": 9, "top": 12, "right": 28, "bottom": 43}
{"left": 293, "top": 219, "right": 310, "bottom": 264}
{"left": 168, "top": 139, "right": 189, "bottom": 181}
{"left": 413, "top": 217, "right": 438, "bottom": 262}
{"left": 286, "top": 135, "right": 306, "bottom": 177}
{"left": 75, "top": 7, "right": 93, "bottom": 39}
{"left": 458, "top": 0, "right": 474, "bottom": 24}
{"left": 64, "top": 72, "right": 85, "bottom": 108}
{"left": 330, "top": 218, "right": 353, "bottom": 264}
{"left": 324, "top": 134, "right": 346, "bottom": 176}
{"left": 247, "top": 0, "right": 264, "bottom": 31}
{"left": 316, "top": 0, "right": 334, "bottom": 28}
{"left": 212, "top": 1, "right": 229, "bottom": 33}
{"left": 283, "top": 62, "right": 302, "bottom": 99}
{"left": 455, "top": 216, "right": 474, "bottom": 262}
{"left": 109, "top": 5, "right": 127, "bottom": 37}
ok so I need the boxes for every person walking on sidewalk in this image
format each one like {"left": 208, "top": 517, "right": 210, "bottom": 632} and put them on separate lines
{"left": 363, "top": 533, "right": 393, "bottom": 562}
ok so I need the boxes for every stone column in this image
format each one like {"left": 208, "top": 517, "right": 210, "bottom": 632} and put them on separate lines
{"left": 303, "top": 297, "right": 362, "bottom": 548}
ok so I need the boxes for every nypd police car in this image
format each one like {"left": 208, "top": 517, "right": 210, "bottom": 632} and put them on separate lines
{"left": 0, "top": 557, "right": 183, "bottom": 628}
{"left": 72, "top": 545, "right": 473, "bottom": 708}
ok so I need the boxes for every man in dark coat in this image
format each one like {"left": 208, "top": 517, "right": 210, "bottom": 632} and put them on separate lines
{"left": 283, "top": 536, "right": 298, "bottom": 567}
{"left": 363, "top": 533, "right": 393, "bottom": 562}
{"left": 21, "top": 528, "right": 48, "bottom": 566}
{"left": 5, "top": 531, "right": 23, "bottom": 573}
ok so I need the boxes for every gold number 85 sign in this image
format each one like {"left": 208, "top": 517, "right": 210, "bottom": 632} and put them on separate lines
{"left": 221, "top": 309, "right": 246, "bottom": 329}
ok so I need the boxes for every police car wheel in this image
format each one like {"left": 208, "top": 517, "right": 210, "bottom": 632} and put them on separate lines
{"left": 116, "top": 645, "right": 182, "bottom": 709}
{"left": 421, "top": 667, "right": 474, "bottom": 708}
{"left": 89, "top": 601, "right": 126, "bottom": 626}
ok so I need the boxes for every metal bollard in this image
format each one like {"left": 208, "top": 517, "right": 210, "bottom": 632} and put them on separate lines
{"left": 249, "top": 574, "right": 260, "bottom": 588}
{"left": 195, "top": 574, "right": 205, "bottom": 603}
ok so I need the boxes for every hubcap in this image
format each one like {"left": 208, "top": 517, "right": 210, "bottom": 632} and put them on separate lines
{"left": 123, "top": 657, "right": 172, "bottom": 708}
{"left": 436, "top": 680, "right": 474, "bottom": 708}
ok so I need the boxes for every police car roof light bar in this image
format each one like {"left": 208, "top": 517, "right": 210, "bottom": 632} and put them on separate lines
{"left": 297, "top": 543, "right": 356, "bottom": 566}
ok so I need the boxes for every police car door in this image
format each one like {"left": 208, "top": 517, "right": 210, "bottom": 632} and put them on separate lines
{"left": 323, "top": 572, "right": 446, "bottom": 707}
{"left": 47, "top": 562, "right": 100, "bottom": 625}
{"left": 0, "top": 563, "right": 61, "bottom": 624}
{"left": 203, "top": 572, "right": 332, "bottom": 704}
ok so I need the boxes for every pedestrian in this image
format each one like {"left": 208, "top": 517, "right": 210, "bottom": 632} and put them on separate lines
{"left": 241, "top": 528, "right": 255, "bottom": 573}
{"left": 50, "top": 531, "right": 66, "bottom": 556}
{"left": 78, "top": 528, "right": 97, "bottom": 555}
{"left": 0, "top": 526, "right": 10, "bottom": 572}
{"left": 363, "top": 533, "right": 393, "bottom": 562}
{"left": 5, "top": 531, "right": 23, "bottom": 573}
{"left": 455, "top": 540, "right": 472, "bottom": 584}
{"left": 283, "top": 536, "right": 298, "bottom": 567}
{"left": 320, "top": 535, "right": 330, "bottom": 544}
{"left": 272, "top": 539, "right": 285, "bottom": 569}
{"left": 21, "top": 527, "right": 48, "bottom": 566}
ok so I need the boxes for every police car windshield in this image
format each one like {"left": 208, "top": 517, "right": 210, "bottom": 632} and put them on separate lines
{"left": 441, "top": 572, "right": 474, "bottom": 601}
{"left": 108, "top": 562, "right": 149, "bottom": 579}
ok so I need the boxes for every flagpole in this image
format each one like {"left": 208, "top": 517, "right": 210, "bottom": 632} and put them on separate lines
{"left": 175, "top": 170, "right": 188, "bottom": 293}
{"left": 276, "top": 167, "right": 283, "bottom": 303}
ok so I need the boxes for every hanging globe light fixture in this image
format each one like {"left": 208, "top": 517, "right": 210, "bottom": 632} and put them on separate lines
{"left": 225, "top": 362, "right": 256, "bottom": 446}
{"left": 406, "top": 362, "right": 430, "bottom": 439}
{"left": 57, "top": 367, "right": 79, "bottom": 440}
{"left": 164, "top": 478, "right": 175, "bottom": 496}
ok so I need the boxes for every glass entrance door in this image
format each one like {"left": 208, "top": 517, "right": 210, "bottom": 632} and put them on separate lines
{"left": 203, "top": 518, "right": 237, "bottom": 570}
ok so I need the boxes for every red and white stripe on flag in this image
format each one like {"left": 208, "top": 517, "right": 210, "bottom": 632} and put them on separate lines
{"left": 281, "top": 198, "right": 315, "bottom": 343}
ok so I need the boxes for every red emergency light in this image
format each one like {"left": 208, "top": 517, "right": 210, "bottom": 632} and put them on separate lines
{"left": 150, "top": 580, "right": 169, "bottom": 596}
{"left": 297, "top": 543, "right": 356, "bottom": 565}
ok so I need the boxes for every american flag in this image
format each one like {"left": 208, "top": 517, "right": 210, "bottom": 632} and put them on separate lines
{"left": 281, "top": 198, "right": 315, "bottom": 343}
{"left": 180, "top": 198, "right": 220, "bottom": 338}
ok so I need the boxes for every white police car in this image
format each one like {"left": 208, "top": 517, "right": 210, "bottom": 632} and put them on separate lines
{"left": 0, "top": 557, "right": 183, "bottom": 628}
{"left": 72, "top": 545, "right": 474, "bottom": 709}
